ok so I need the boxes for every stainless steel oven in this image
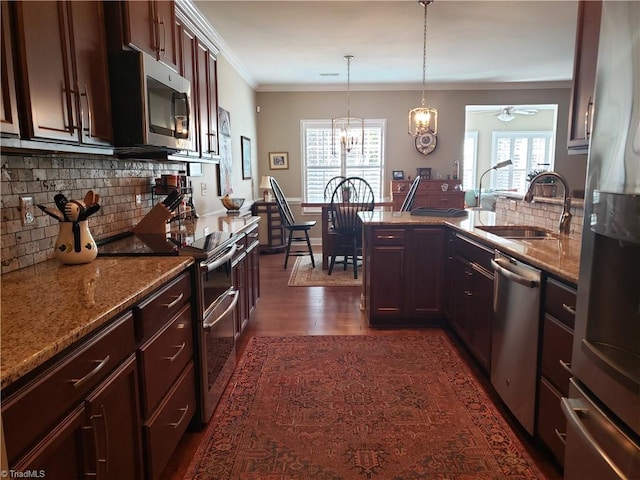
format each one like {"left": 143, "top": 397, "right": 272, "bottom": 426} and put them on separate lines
{"left": 193, "top": 243, "right": 238, "bottom": 424}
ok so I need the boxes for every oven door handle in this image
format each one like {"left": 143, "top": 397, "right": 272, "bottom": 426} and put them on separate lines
{"left": 201, "top": 243, "right": 237, "bottom": 273}
{"left": 203, "top": 288, "right": 239, "bottom": 331}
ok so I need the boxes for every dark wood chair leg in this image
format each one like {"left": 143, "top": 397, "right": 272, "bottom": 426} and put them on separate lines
{"left": 284, "top": 229, "right": 294, "bottom": 269}
{"left": 304, "top": 230, "right": 315, "bottom": 267}
{"left": 352, "top": 236, "right": 359, "bottom": 279}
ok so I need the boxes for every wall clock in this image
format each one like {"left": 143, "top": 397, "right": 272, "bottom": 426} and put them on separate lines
{"left": 415, "top": 131, "right": 437, "bottom": 155}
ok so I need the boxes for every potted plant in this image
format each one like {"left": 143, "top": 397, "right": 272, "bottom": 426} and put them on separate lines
{"left": 527, "top": 169, "right": 557, "bottom": 197}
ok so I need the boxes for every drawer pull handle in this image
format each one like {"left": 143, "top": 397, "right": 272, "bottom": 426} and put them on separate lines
{"left": 170, "top": 404, "right": 190, "bottom": 428}
{"left": 562, "top": 303, "right": 576, "bottom": 316}
{"left": 559, "top": 360, "right": 572, "bottom": 374}
{"left": 164, "top": 342, "right": 186, "bottom": 362}
{"left": 554, "top": 428, "right": 567, "bottom": 445}
{"left": 70, "top": 355, "right": 110, "bottom": 389}
{"left": 377, "top": 235, "right": 398, "bottom": 240}
{"left": 162, "top": 293, "right": 184, "bottom": 309}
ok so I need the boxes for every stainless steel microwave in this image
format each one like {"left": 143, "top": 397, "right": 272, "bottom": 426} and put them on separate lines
{"left": 108, "top": 50, "right": 192, "bottom": 155}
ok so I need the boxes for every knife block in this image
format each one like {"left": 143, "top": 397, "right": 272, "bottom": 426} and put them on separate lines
{"left": 132, "top": 203, "right": 173, "bottom": 234}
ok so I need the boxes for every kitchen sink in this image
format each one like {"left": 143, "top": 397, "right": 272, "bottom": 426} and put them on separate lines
{"left": 476, "top": 225, "right": 559, "bottom": 239}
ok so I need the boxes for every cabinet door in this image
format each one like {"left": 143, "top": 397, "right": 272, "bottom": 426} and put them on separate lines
{"left": 175, "top": 19, "right": 199, "bottom": 157}
{"left": 14, "top": 1, "right": 76, "bottom": 142}
{"left": 469, "top": 263, "right": 493, "bottom": 372}
{"left": 123, "top": 1, "right": 156, "bottom": 58}
{"left": 567, "top": 0, "right": 602, "bottom": 152}
{"left": 154, "top": 0, "right": 177, "bottom": 70}
{"left": 11, "top": 406, "right": 87, "bottom": 479}
{"left": 233, "top": 253, "right": 248, "bottom": 337}
{"left": 84, "top": 355, "right": 143, "bottom": 480}
{"left": 408, "top": 228, "right": 445, "bottom": 316}
{"left": 369, "top": 246, "right": 405, "bottom": 317}
{"left": 68, "top": 1, "right": 112, "bottom": 145}
{"left": 450, "top": 256, "right": 472, "bottom": 342}
{"left": 196, "top": 42, "right": 219, "bottom": 158}
{"left": 1, "top": 0, "right": 19, "bottom": 136}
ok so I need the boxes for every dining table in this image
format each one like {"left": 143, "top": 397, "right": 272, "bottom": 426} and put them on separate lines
{"left": 301, "top": 201, "right": 394, "bottom": 270}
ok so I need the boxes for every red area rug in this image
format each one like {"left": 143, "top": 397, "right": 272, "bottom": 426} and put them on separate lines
{"left": 185, "top": 333, "right": 545, "bottom": 479}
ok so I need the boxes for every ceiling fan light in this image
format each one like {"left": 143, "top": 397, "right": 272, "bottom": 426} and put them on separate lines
{"left": 497, "top": 112, "right": 516, "bottom": 122}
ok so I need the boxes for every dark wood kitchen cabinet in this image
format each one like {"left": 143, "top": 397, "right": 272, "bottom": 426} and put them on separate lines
{"left": 251, "top": 201, "right": 286, "bottom": 253}
{"left": 175, "top": 10, "right": 220, "bottom": 160}
{"left": 230, "top": 223, "right": 261, "bottom": 339}
{"left": 449, "top": 233, "right": 494, "bottom": 373}
{"left": 536, "top": 277, "right": 576, "bottom": 469}
{"left": 10, "top": 0, "right": 113, "bottom": 146}
{"left": 2, "top": 312, "right": 143, "bottom": 478}
{"left": 105, "top": 0, "right": 178, "bottom": 71}
{"left": 133, "top": 270, "right": 195, "bottom": 480}
{"left": 567, "top": 0, "right": 602, "bottom": 153}
{"left": 365, "top": 226, "right": 446, "bottom": 325}
{"left": 391, "top": 179, "right": 464, "bottom": 211}
{"left": 1, "top": 0, "right": 19, "bottom": 136}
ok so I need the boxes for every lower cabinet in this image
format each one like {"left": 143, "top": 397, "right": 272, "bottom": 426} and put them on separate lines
{"left": 2, "top": 313, "right": 143, "bottom": 479}
{"left": 365, "top": 226, "right": 446, "bottom": 324}
{"left": 232, "top": 223, "right": 261, "bottom": 338}
{"left": 536, "top": 277, "right": 576, "bottom": 469}
{"left": 448, "top": 233, "right": 494, "bottom": 373}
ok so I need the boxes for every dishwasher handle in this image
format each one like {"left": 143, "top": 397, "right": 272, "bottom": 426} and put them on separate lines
{"left": 490, "top": 258, "right": 540, "bottom": 288}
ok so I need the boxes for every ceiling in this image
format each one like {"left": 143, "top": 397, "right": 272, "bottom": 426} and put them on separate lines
{"left": 191, "top": 1, "right": 579, "bottom": 92}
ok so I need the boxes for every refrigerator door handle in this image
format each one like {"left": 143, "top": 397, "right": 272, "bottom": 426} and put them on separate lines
{"left": 561, "top": 397, "right": 626, "bottom": 479}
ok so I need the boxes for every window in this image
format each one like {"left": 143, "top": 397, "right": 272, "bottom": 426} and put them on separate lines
{"left": 302, "top": 119, "right": 386, "bottom": 203}
{"left": 491, "top": 131, "right": 555, "bottom": 193}
{"left": 463, "top": 131, "right": 478, "bottom": 191}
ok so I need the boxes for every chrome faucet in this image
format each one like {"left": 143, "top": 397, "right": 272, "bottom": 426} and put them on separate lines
{"left": 524, "top": 172, "right": 572, "bottom": 235}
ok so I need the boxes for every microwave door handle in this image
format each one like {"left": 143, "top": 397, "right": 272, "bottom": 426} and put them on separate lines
{"left": 201, "top": 244, "right": 237, "bottom": 273}
{"left": 203, "top": 288, "right": 239, "bottom": 330}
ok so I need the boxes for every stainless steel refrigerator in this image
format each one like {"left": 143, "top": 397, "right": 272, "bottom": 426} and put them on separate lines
{"left": 562, "top": 1, "right": 640, "bottom": 478}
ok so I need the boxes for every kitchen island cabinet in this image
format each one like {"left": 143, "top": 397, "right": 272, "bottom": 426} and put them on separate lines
{"left": 364, "top": 225, "right": 446, "bottom": 325}
{"left": 10, "top": 0, "right": 113, "bottom": 146}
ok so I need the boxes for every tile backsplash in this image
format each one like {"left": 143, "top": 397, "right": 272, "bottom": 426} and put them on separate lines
{"left": 495, "top": 195, "right": 585, "bottom": 240}
{"left": 1, "top": 152, "right": 184, "bottom": 274}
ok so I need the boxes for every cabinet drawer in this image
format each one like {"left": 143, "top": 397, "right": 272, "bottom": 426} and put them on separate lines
{"left": 144, "top": 361, "right": 196, "bottom": 480}
{"left": 536, "top": 377, "right": 567, "bottom": 468}
{"left": 453, "top": 234, "right": 494, "bottom": 272}
{"left": 139, "top": 304, "right": 194, "bottom": 417}
{"left": 545, "top": 277, "right": 577, "bottom": 329}
{"left": 541, "top": 315, "right": 573, "bottom": 396}
{"left": 2, "top": 312, "right": 135, "bottom": 464}
{"left": 426, "top": 193, "right": 464, "bottom": 208}
{"left": 372, "top": 229, "right": 405, "bottom": 246}
{"left": 134, "top": 272, "right": 192, "bottom": 342}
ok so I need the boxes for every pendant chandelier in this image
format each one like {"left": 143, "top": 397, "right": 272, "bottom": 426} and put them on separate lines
{"left": 332, "top": 55, "right": 364, "bottom": 156}
{"left": 408, "top": 1, "right": 437, "bottom": 137}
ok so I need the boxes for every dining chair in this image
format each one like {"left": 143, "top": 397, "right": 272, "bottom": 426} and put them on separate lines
{"left": 270, "top": 177, "right": 317, "bottom": 269}
{"left": 328, "top": 177, "right": 374, "bottom": 279}
{"left": 324, "top": 176, "right": 346, "bottom": 201}
{"left": 400, "top": 175, "right": 421, "bottom": 212}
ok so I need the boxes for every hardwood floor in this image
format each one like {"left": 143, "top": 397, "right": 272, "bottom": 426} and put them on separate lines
{"left": 161, "top": 252, "right": 562, "bottom": 480}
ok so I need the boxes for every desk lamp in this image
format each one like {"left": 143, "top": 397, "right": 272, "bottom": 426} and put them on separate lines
{"left": 476, "top": 159, "right": 512, "bottom": 208}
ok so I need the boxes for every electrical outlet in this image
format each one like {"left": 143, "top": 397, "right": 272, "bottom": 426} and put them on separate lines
{"left": 20, "top": 196, "right": 34, "bottom": 225}
{"left": 135, "top": 194, "right": 142, "bottom": 205}
{"left": 201, "top": 182, "right": 208, "bottom": 196}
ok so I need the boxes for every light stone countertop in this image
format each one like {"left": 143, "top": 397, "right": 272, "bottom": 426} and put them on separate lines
{"left": 1, "top": 256, "right": 194, "bottom": 389}
{"left": 359, "top": 209, "right": 581, "bottom": 284}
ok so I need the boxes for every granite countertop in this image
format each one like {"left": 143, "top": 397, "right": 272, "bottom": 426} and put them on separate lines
{"left": 359, "top": 209, "right": 580, "bottom": 284}
{"left": 0, "top": 256, "right": 193, "bottom": 389}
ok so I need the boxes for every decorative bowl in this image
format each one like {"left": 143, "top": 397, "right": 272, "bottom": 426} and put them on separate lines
{"left": 221, "top": 196, "right": 245, "bottom": 211}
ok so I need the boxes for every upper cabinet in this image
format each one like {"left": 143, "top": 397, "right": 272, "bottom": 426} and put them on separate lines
{"left": 174, "top": 9, "right": 219, "bottom": 161}
{"left": 1, "top": 1, "right": 19, "bottom": 136}
{"left": 567, "top": 0, "right": 602, "bottom": 154}
{"left": 106, "top": 0, "right": 178, "bottom": 72}
{"left": 10, "top": 0, "right": 113, "bottom": 146}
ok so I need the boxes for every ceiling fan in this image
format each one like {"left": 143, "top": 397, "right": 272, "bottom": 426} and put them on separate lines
{"left": 473, "top": 106, "right": 539, "bottom": 122}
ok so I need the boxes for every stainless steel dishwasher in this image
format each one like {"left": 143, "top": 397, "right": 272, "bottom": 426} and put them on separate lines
{"left": 490, "top": 251, "right": 542, "bottom": 435}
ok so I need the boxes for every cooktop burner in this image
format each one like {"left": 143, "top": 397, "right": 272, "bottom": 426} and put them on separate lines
{"left": 97, "top": 230, "right": 233, "bottom": 258}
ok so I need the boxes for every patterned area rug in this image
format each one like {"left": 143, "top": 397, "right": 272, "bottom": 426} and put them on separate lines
{"left": 185, "top": 333, "right": 546, "bottom": 479}
{"left": 288, "top": 254, "right": 362, "bottom": 287}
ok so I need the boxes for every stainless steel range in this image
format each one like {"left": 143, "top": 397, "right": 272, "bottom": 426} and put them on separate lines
{"left": 99, "top": 231, "right": 238, "bottom": 426}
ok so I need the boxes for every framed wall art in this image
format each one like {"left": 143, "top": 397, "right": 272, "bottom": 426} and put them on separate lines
{"left": 269, "top": 152, "right": 289, "bottom": 170}
{"left": 416, "top": 167, "right": 432, "bottom": 179}
{"left": 241, "top": 136, "right": 252, "bottom": 179}
{"left": 392, "top": 170, "right": 405, "bottom": 180}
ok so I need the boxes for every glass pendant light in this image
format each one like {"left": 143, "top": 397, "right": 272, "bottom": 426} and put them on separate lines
{"left": 408, "top": 1, "right": 438, "bottom": 137}
{"left": 332, "top": 55, "right": 364, "bottom": 156}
